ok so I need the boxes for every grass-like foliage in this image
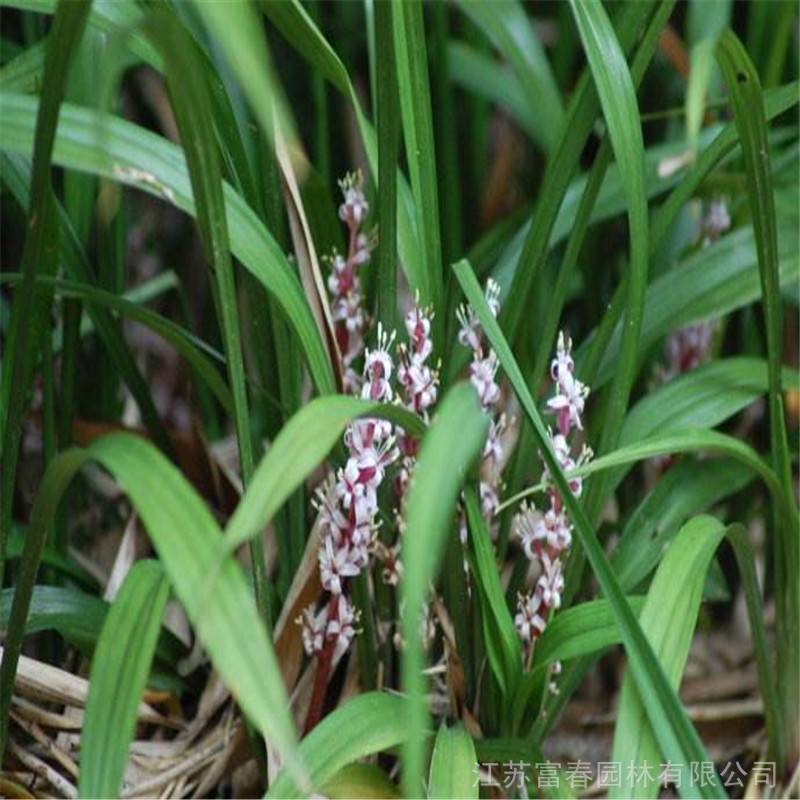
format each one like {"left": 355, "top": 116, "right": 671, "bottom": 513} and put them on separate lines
{"left": 0, "top": 1, "right": 797, "bottom": 798}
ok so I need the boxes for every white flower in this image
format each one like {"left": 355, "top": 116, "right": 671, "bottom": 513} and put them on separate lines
{"left": 318, "top": 535, "right": 361, "bottom": 594}
{"left": 515, "top": 588, "right": 548, "bottom": 643}
{"left": 327, "top": 595, "right": 360, "bottom": 661}
{"left": 456, "top": 303, "right": 482, "bottom": 354}
{"left": 338, "top": 171, "right": 369, "bottom": 227}
{"left": 514, "top": 502, "right": 571, "bottom": 559}
{"left": 404, "top": 304, "right": 434, "bottom": 361}
{"left": 469, "top": 352, "right": 501, "bottom": 409}
{"left": 537, "top": 553, "right": 564, "bottom": 610}
{"left": 485, "top": 278, "right": 501, "bottom": 318}
{"left": 299, "top": 604, "right": 327, "bottom": 655}
{"left": 483, "top": 414, "right": 506, "bottom": 469}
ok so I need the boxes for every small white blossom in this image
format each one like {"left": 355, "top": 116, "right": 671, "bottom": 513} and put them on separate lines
{"left": 338, "top": 171, "right": 369, "bottom": 227}
{"left": 515, "top": 588, "right": 548, "bottom": 643}
{"left": 537, "top": 553, "right": 564, "bottom": 610}
{"left": 299, "top": 604, "right": 327, "bottom": 655}
{"left": 469, "top": 351, "right": 501, "bottom": 409}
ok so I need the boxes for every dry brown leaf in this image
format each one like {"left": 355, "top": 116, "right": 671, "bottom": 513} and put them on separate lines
{"left": 274, "top": 123, "right": 344, "bottom": 391}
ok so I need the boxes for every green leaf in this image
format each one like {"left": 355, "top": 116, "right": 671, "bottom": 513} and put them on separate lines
{"left": 464, "top": 486, "right": 521, "bottom": 696}
{"left": 393, "top": 0, "right": 443, "bottom": 319}
{"left": 685, "top": 0, "right": 730, "bottom": 150}
{"left": 224, "top": 396, "right": 425, "bottom": 550}
{"left": 567, "top": 0, "right": 650, "bottom": 489}
{"left": 715, "top": 30, "right": 798, "bottom": 752}
{"left": 447, "top": 40, "right": 537, "bottom": 142}
{"left": 375, "top": 0, "right": 399, "bottom": 330}
{"left": 499, "top": 0, "right": 657, "bottom": 344}
{"left": 612, "top": 458, "right": 754, "bottom": 591}
{"left": 146, "top": 7, "right": 270, "bottom": 621}
{"left": 428, "top": 723, "right": 478, "bottom": 800}
{"left": 0, "top": 584, "right": 184, "bottom": 666}
{"left": 401, "top": 383, "right": 489, "bottom": 797}
{"left": 0, "top": 92, "right": 335, "bottom": 397}
{"left": 0, "top": 0, "right": 92, "bottom": 587}
{"left": 262, "top": 0, "right": 426, "bottom": 302}
{"left": 454, "top": 0, "right": 563, "bottom": 153}
{"left": 586, "top": 225, "right": 799, "bottom": 387}
{"left": 453, "top": 258, "right": 725, "bottom": 799}
{"left": 0, "top": 271, "right": 233, "bottom": 413}
{"left": 0, "top": 434, "right": 305, "bottom": 787}
{"left": 79, "top": 560, "right": 171, "bottom": 798}
{"left": 192, "top": 0, "right": 293, "bottom": 145}
{"left": 611, "top": 516, "right": 783, "bottom": 797}
{"left": 573, "top": 429, "right": 787, "bottom": 518}
{"left": 266, "top": 692, "right": 407, "bottom": 799}
{"left": 320, "top": 764, "right": 400, "bottom": 800}
{"left": 620, "top": 359, "right": 800, "bottom": 449}
{"left": 536, "top": 596, "right": 647, "bottom": 666}
{"left": 611, "top": 517, "right": 725, "bottom": 798}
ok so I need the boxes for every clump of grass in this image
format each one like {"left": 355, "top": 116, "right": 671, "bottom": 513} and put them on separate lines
{"left": 0, "top": 1, "right": 798, "bottom": 798}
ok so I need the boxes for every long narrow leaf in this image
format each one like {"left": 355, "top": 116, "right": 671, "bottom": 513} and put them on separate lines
{"left": 401, "top": 383, "right": 488, "bottom": 797}
{"left": 79, "top": 560, "right": 171, "bottom": 798}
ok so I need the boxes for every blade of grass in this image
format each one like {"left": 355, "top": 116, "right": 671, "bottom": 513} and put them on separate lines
{"left": 0, "top": 0, "right": 92, "bottom": 587}
{"left": 464, "top": 486, "right": 521, "bottom": 698}
{"left": 0, "top": 152, "right": 176, "bottom": 453}
{"left": 266, "top": 692, "right": 406, "bottom": 800}
{"left": 375, "top": 0, "right": 399, "bottom": 331}
{"left": 261, "top": 0, "right": 428, "bottom": 303}
{"left": 0, "top": 432, "right": 305, "bottom": 786}
{"left": 499, "top": 0, "right": 657, "bottom": 345}
{"left": 579, "top": 80, "right": 799, "bottom": 386}
{"left": 79, "top": 560, "right": 171, "bottom": 798}
{"left": 583, "top": 225, "right": 799, "bottom": 388}
{"left": 611, "top": 516, "right": 783, "bottom": 796}
{"left": 715, "top": 30, "right": 799, "bottom": 757}
{"left": 454, "top": 0, "right": 563, "bottom": 153}
{"left": 401, "top": 383, "right": 489, "bottom": 797}
{"left": 428, "top": 723, "right": 478, "bottom": 800}
{"left": 0, "top": 272, "right": 233, "bottom": 413}
{"left": 393, "top": 0, "right": 444, "bottom": 324}
{"left": 0, "top": 583, "right": 183, "bottom": 664}
{"left": 446, "top": 41, "right": 536, "bottom": 143}
{"left": 192, "top": 0, "right": 294, "bottom": 147}
{"left": 430, "top": 2, "right": 462, "bottom": 264}
{"left": 611, "top": 458, "right": 754, "bottom": 591}
{"left": 454, "top": 258, "right": 725, "bottom": 799}
{"left": 567, "top": 0, "right": 650, "bottom": 494}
